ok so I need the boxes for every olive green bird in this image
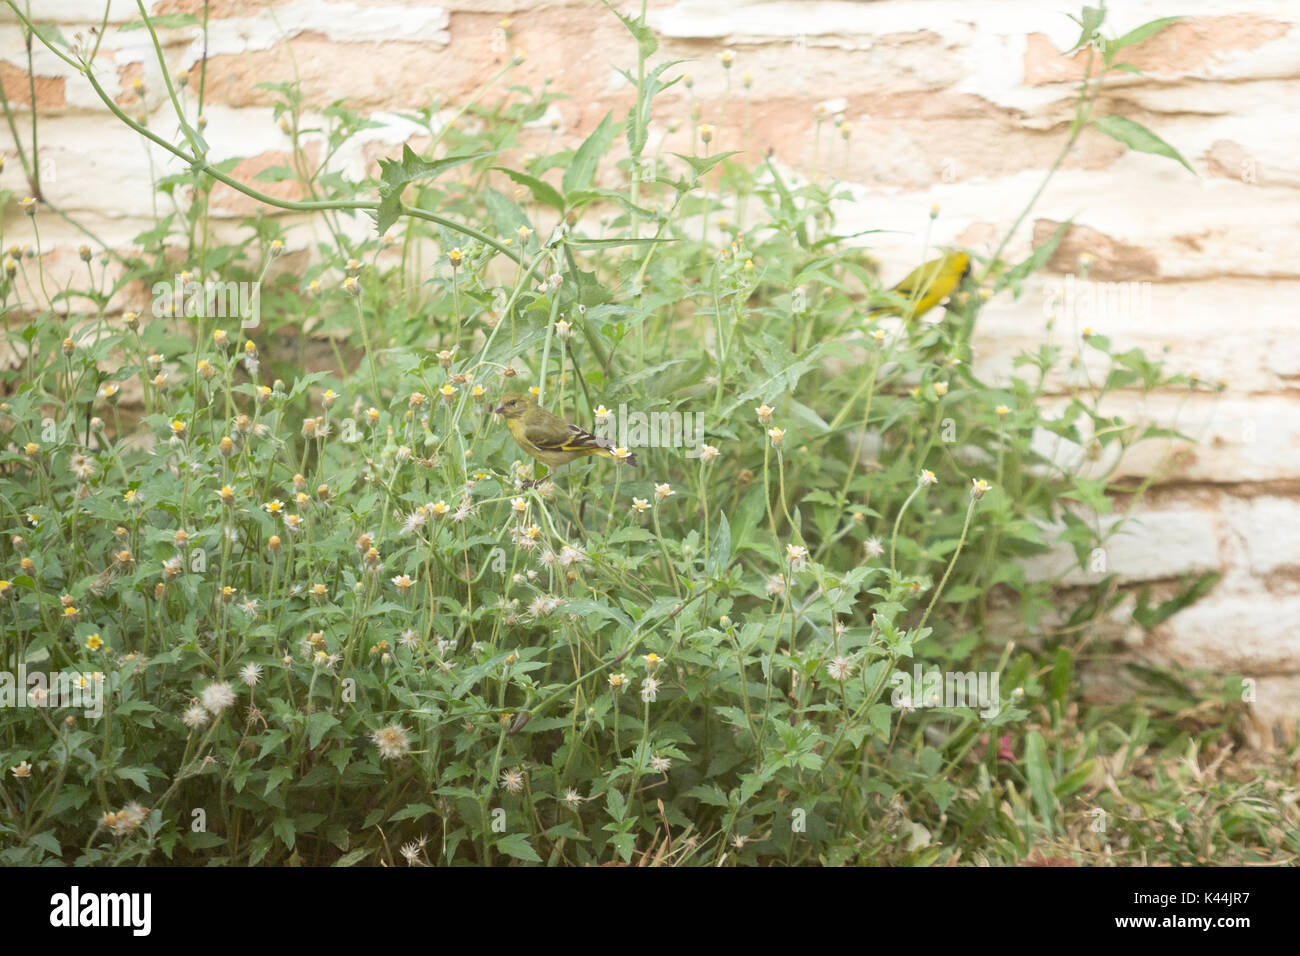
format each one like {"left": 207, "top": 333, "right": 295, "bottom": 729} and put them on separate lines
{"left": 869, "top": 250, "right": 972, "bottom": 321}
{"left": 495, "top": 391, "right": 637, "bottom": 483}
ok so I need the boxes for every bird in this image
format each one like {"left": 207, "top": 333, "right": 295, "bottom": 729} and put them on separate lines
{"left": 869, "top": 250, "right": 971, "bottom": 321}
{"left": 494, "top": 391, "right": 637, "bottom": 484}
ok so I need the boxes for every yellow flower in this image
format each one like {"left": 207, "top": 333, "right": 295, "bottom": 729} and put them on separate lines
{"left": 85, "top": 634, "right": 103, "bottom": 651}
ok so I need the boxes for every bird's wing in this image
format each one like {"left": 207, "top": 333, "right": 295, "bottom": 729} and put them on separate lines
{"left": 524, "top": 420, "right": 613, "bottom": 454}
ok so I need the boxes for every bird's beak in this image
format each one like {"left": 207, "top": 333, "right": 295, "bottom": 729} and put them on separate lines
{"left": 493, "top": 403, "right": 505, "bottom": 415}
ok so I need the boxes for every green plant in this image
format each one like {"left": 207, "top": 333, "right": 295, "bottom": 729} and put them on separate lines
{"left": 0, "top": 1, "right": 1290, "bottom": 867}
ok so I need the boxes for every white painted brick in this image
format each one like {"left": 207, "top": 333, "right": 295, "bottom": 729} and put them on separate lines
{"left": 1222, "top": 496, "right": 1300, "bottom": 576}
{"left": 1023, "top": 506, "right": 1221, "bottom": 586}
{"left": 1159, "top": 592, "right": 1300, "bottom": 673}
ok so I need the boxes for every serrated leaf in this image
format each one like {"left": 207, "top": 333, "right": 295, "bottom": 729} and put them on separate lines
{"left": 671, "top": 151, "right": 740, "bottom": 180}
{"left": 374, "top": 145, "right": 496, "bottom": 233}
{"left": 601, "top": 0, "right": 658, "bottom": 60}
{"left": 495, "top": 832, "right": 542, "bottom": 862}
{"left": 563, "top": 112, "right": 618, "bottom": 196}
{"left": 305, "top": 712, "right": 339, "bottom": 749}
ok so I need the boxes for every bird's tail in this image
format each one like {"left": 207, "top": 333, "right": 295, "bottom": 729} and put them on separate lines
{"left": 578, "top": 429, "right": 637, "bottom": 467}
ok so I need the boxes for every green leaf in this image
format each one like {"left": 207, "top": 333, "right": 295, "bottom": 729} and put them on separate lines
{"left": 272, "top": 815, "right": 296, "bottom": 850}
{"left": 493, "top": 167, "right": 565, "bottom": 212}
{"left": 1050, "top": 645, "right": 1073, "bottom": 705}
{"left": 379, "top": 144, "right": 493, "bottom": 194}
{"left": 1055, "top": 759, "right": 1096, "bottom": 798}
{"left": 332, "top": 847, "right": 374, "bottom": 866}
{"left": 999, "top": 218, "right": 1071, "bottom": 292}
{"left": 601, "top": 0, "right": 658, "bottom": 60}
{"left": 1108, "top": 16, "right": 1181, "bottom": 53}
{"left": 786, "top": 399, "right": 831, "bottom": 436}
{"left": 1092, "top": 115, "right": 1195, "bottom": 174}
{"left": 566, "top": 236, "right": 672, "bottom": 248}
{"left": 562, "top": 112, "right": 618, "bottom": 196}
{"left": 495, "top": 833, "right": 542, "bottom": 862}
{"left": 671, "top": 151, "right": 740, "bottom": 181}
{"left": 707, "top": 512, "right": 731, "bottom": 577}
{"left": 305, "top": 712, "right": 340, "bottom": 749}
{"left": 1066, "top": 6, "right": 1107, "bottom": 53}
{"left": 374, "top": 144, "right": 496, "bottom": 232}
{"left": 390, "top": 802, "right": 436, "bottom": 822}
{"left": 375, "top": 190, "right": 403, "bottom": 235}
{"left": 118, "top": 14, "right": 200, "bottom": 31}
{"left": 605, "top": 787, "right": 628, "bottom": 821}
{"left": 115, "top": 767, "right": 152, "bottom": 791}
{"left": 1024, "top": 731, "right": 1057, "bottom": 833}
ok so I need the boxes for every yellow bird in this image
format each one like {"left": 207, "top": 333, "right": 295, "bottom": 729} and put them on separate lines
{"left": 495, "top": 391, "right": 637, "bottom": 482}
{"left": 869, "top": 250, "right": 971, "bottom": 321}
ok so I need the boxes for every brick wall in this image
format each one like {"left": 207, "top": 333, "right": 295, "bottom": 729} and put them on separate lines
{"left": 3, "top": 0, "right": 1298, "bottom": 726}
